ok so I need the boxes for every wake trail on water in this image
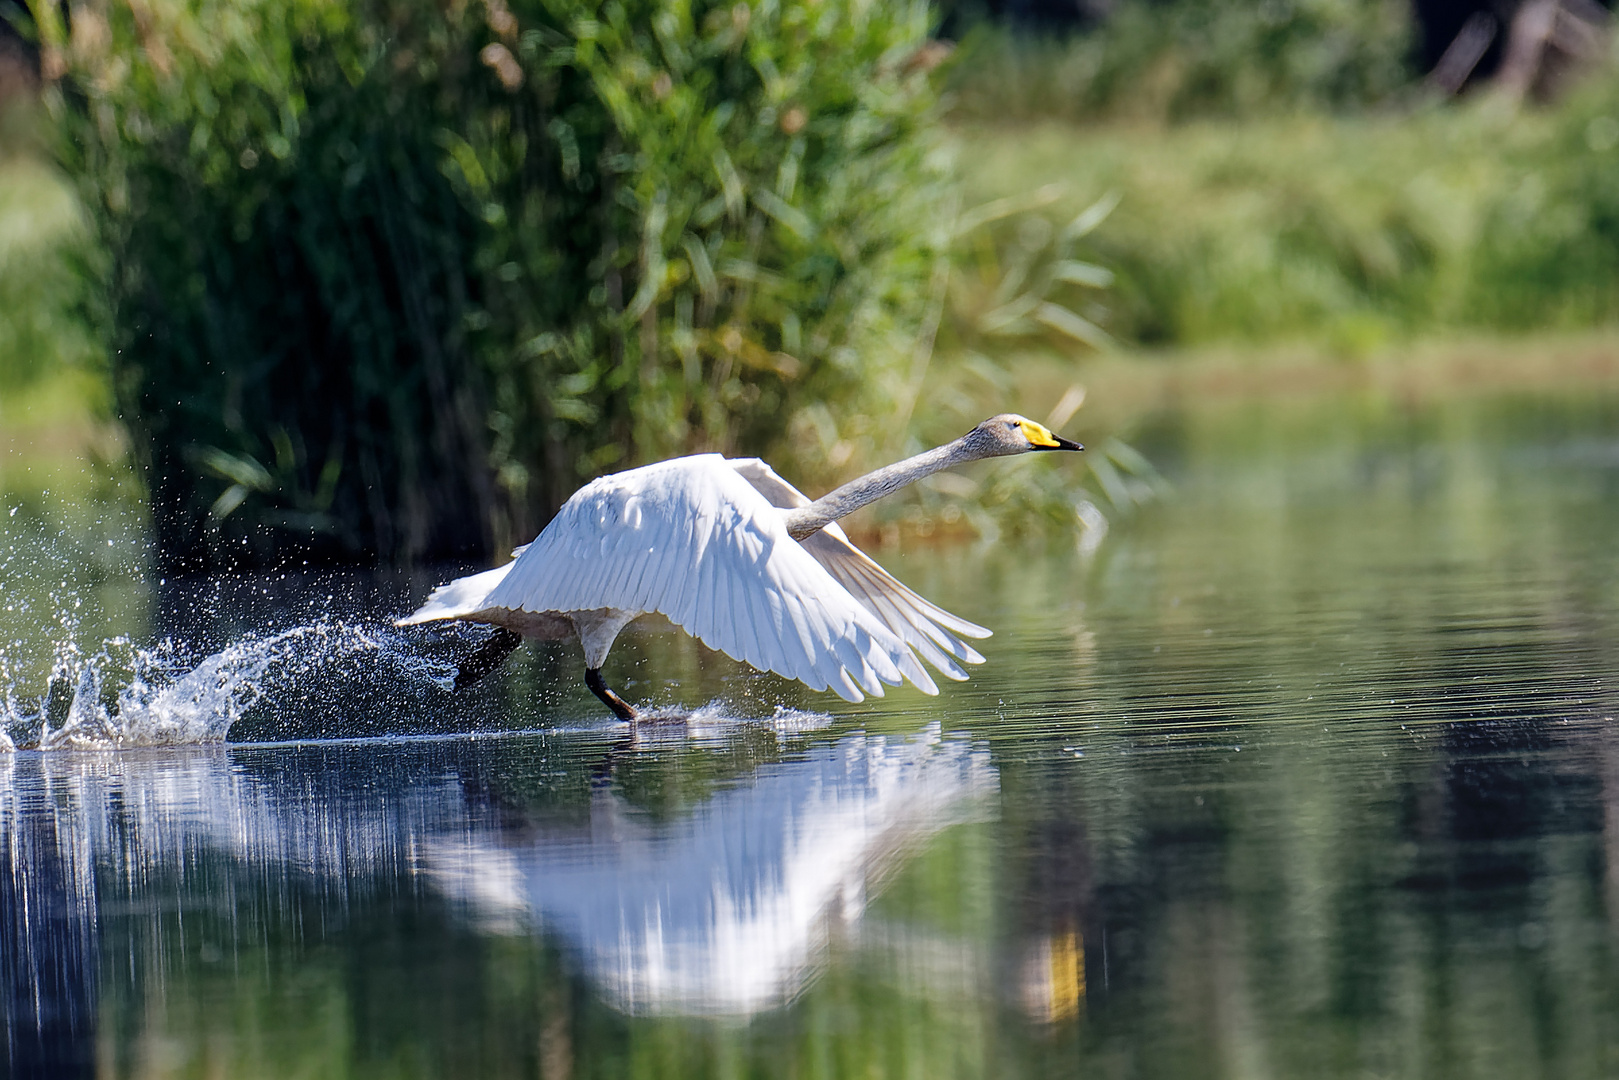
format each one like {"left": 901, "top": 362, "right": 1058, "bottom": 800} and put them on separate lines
{"left": 2, "top": 510, "right": 836, "bottom": 752}
{"left": 1, "top": 620, "right": 461, "bottom": 751}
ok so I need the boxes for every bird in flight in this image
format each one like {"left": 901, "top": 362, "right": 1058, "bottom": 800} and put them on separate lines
{"left": 398, "top": 414, "right": 1081, "bottom": 719}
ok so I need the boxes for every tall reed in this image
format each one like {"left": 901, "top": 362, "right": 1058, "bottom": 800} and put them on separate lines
{"left": 31, "top": 0, "right": 948, "bottom": 567}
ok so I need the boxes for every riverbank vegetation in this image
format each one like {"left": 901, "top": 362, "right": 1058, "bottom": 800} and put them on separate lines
{"left": 942, "top": 0, "right": 1416, "bottom": 124}
{"left": 17, "top": 0, "right": 967, "bottom": 568}
{"left": 6, "top": 0, "right": 1619, "bottom": 565}
{"left": 954, "top": 79, "right": 1619, "bottom": 352}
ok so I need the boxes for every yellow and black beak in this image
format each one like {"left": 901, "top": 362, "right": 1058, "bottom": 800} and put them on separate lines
{"left": 1019, "top": 419, "right": 1084, "bottom": 452}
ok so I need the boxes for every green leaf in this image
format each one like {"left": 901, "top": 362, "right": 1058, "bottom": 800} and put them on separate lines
{"left": 681, "top": 234, "right": 719, "bottom": 299}
{"left": 1033, "top": 301, "right": 1114, "bottom": 349}
{"left": 209, "top": 483, "right": 251, "bottom": 522}
{"left": 1052, "top": 260, "right": 1115, "bottom": 288}
{"left": 1062, "top": 190, "right": 1122, "bottom": 242}
{"left": 196, "top": 447, "right": 274, "bottom": 491}
{"left": 753, "top": 189, "right": 815, "bottom": 240}
{"left": 956, "top": 184, "right": 1065, "bottom": 236}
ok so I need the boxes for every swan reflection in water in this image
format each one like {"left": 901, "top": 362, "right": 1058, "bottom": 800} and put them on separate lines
{"left": 426, "top": 723, "right": 997, "bottom": 1014}
{"left": 1, "top": 720, "right": 997, "bottom": 1067}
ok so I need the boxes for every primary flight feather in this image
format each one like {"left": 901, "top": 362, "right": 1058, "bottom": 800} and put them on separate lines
{"left": 398, "top": 414, "right": 1082, "bottom": 719}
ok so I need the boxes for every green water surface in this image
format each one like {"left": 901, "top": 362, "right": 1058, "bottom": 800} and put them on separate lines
{"left": 4, "top": 386, "right": 1619, "bottom": 1079}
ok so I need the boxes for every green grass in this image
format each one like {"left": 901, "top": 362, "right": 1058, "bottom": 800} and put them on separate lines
{"left": 951, "top": 105, "right": 1523, "bottom": 351}
{"left": 0, "top": 143, "right": 99, "bottom": 392}
{"left": 946, "top": 72, "right": 1619, "bottom": 355}
{"left": 942, "top": 0, "right": 1414, "bottom": 126}
{"left": 0, "top": 128, "right": 123, "bottom": 518}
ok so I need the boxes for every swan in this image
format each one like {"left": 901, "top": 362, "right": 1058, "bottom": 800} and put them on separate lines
{"left": 398, "top": 414, "right": 1081, "bottom": 719}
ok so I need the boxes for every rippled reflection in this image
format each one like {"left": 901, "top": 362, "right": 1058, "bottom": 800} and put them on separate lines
{"left": 0, "top": 724, "right": 996, "bottom": 1074}
{"left": 428, "top": 725, "right": 995, "bottom": 1014}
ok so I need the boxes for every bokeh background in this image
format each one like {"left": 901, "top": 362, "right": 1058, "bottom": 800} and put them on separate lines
{"left": 4, "top": 0, "right": 1619, "bottom": 564}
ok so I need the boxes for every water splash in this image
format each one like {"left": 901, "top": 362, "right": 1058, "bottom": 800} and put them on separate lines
{"left": 3, "top": 621, "right": 460, "bottom": 751}
{"left": 3, "top": 483, "right": 482, "bottom": 750}
{"left": 621, "top": 702, "right": 835, "bottom": 748}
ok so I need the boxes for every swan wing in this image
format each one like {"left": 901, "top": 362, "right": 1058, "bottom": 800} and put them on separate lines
{"left": 397, "top": 563, "right": 514, "bottom": 625}
{"left": 395, "top": 561, "right": 574, "bottom": 638}
{"left": 396, "top": 539, "right": 538, "bottom": 624}
{"left": 484, "top": 455, "right": 937, "bottom": 701}
{"left": 729, "top": 458, "right": 991, "bottom": 680}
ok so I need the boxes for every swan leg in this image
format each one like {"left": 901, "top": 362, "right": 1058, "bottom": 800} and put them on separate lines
{"left": 585, "top": 668, "right": 639, "bottom": 722}
{"left": 453, "top": 628, "right": 523, "bottom": 690}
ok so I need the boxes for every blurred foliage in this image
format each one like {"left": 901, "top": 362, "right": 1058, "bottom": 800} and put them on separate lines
{"left": 943, "top": 0, "right": 1416, "bottom": 125}
{"left": 26, "top": 0, "right": 951, "bottom": 568}
{"left": 943, "top": 183, "right": 1117, "bottom": 358}
{"left": 892, "top": 183, "right": 1159, "bottom": 541}
{"left": 1471, "top": 77, "right": 1619, "bottom": 328}
{"left": 31, "top": 0, "right": 1619, "bottom": 570}
{"left": 0, "top": 108, "right": 100, "bottom": 393}
{"left": 955, "top": 73, "right": 1619, "bottom": 353}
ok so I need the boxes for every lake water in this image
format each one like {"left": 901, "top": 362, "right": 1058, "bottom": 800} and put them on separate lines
{"left": 4, "top": 386, "right": 1619, "bottom": 1078}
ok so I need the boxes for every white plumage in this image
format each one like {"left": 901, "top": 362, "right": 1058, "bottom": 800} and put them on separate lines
{"left": 399, "top": 413, "right": 1080, "bottom": 718}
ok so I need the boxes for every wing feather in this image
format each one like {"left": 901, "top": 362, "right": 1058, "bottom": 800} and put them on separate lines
{"left": 737, "top": 520, "right": 771, "bottom": 670}
{"left": 729, "top": 458, "right": 991, "bottom": 680}
{"left": 396, "top": 563, "right": 515, "bottom": 625}
{"left": 777, "top": 585, "right": 823, "bottom": 691}
{"left": 711, "top": 532, "right": 739, "bottom": 661}
{"left": 850, "top": 579, "right": 966, "bottom": 679}
{"left": 832, "top": 626, "right": 880, "bottom": 696}
{"left": 669, "top": 510, "right": 701, "bottom": 629}
{"left": 641, "top": 526, "right": 674, "bottom": 617}
{"left": 750, "top": 574, "right": 780, "bottom": 674}
{"left": 831, "top": 666, "right": 864, "bottom": 702}
{"left": 483, "top": 455, "right": 925, "bottom": 699}
{"left": 814, "top": 543, "right": 989, "bottom": 667}
{"left": 617, "top": 529, "right": 649, "bottom": 610}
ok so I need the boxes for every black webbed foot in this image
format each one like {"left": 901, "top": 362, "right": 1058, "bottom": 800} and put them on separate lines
{"left": 453, "top": 628, "right": 524, "bottom": 690}
{"left": 585, "top": 667, "right": 639, "bottom": 722}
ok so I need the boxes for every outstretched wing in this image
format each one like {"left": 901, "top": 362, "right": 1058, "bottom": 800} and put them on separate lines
{"left": 484, "top": 455, "right": 937, "bottom": 701}
{"left": 395, "top": 561, "right": 575, "bottom": 639}
{"left": 728, "top": 458, "right": 991, "bottom": 681}
{"left": 397, "top": 564, "right": 515, "bottom": 625}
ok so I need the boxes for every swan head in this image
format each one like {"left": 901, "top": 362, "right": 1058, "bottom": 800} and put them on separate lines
{"left": 966, "top": 414, "right": 1083, "bottom": 458}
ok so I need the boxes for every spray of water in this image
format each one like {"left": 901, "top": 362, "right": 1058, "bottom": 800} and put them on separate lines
{"left": 2, "top": 621, "right": 460, "bottom": 751}
{"left": 2, "top": 500, "right": 834, "bottom": 750}
{"left": 1, "top": 480, "right": 500, "bottom": 750}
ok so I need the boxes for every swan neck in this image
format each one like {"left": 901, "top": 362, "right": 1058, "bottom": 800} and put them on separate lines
{"left": 782, "top": 439, "right": 970, "bottom": 541}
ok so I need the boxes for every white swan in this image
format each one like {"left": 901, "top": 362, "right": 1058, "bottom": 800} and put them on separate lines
{"left": 398, "top": 414, "right": 1081, "bottom": 718}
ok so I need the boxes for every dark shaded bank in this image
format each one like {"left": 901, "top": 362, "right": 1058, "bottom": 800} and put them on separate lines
{"left": 36, "top": 0, "right": 945, "bottom": 569}
{"left": 113, "top": 66, "right": 504, "bottom": 570}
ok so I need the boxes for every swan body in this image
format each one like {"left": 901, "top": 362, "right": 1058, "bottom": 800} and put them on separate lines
{"left": 399, "top": 414, "right": 1081, "bottom": 718}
